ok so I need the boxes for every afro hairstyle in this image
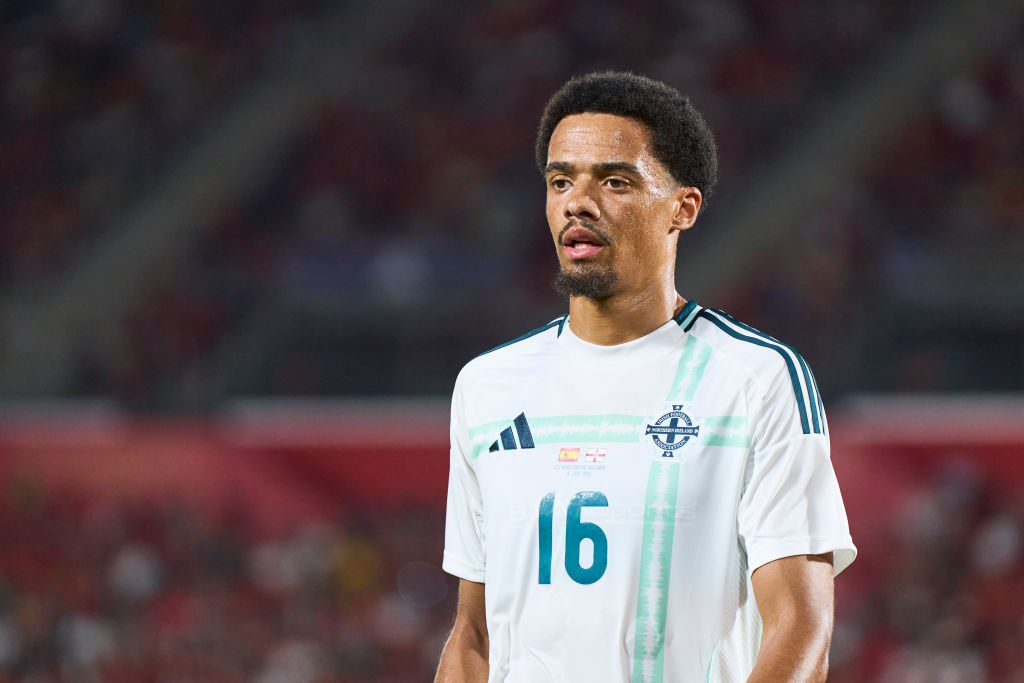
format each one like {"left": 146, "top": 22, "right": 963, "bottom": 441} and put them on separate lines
{"left": 535, "top": 71, "right": 719, "bottom": 201}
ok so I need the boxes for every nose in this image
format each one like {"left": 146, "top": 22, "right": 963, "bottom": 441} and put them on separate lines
{"left": 565, "top": 180, "right": 601, "bottom": 222}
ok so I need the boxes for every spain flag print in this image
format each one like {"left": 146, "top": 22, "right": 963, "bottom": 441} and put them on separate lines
{"left": 558, "top": 447, "right": 580, "bottom": 462}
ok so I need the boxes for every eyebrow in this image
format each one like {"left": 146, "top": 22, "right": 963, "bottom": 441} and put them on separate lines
{"left": 544, "top": 161, "right": 642, "bottom": 176}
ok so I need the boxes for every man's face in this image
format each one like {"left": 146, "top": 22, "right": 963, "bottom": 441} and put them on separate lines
{"left": 545, "top": 113, "right": 692, "bottom": 301}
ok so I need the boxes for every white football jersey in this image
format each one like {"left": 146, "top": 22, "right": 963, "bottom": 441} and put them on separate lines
{"left": 443, "top": 301, "right": 856, "bottom": 683}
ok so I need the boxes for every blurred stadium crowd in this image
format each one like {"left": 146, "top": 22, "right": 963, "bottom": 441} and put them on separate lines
{"left": 1, "top": 462, "right": 1022, "bottom": 682}
{"left": 831, "top": 463, "right": 1024, "bottom": 683}
{"left": 0, "top": 481, "right": 454, "bottom": 682}
{"left": 1, "top": 0, "right": 327, "bottom": 287}
{"left": 1, "top": 1, "right": 1023, "bottom": 682}
{"left": 3, "top": 0, "right": 1019, "bottom": 406}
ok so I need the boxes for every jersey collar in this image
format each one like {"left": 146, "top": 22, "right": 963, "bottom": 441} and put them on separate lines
{"left": 557, "top": 314, "right": 690, "bottom": 361}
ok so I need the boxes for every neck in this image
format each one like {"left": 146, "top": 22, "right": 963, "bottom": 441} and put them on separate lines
{"left": 567, "top": 282, "right": 686, "bottom": 345}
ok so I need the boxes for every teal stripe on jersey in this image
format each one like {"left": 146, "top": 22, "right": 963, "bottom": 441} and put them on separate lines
{"left": 704, "top": 642, "right": 718, "bottom": 683}
{"left": 807, "top": 365, "right": 827, "bottom": 436}
{"left": 471, "top": 411, "right": 751, "bottom": 456}
{"left": 698, "top": 311, "right": 816, "bottom": 435}
{"left": 700, "top": 416, "right": 749, "bottom": 448}
{"left": 708, "top": 309, "right": 822, "bottom": 434}
{"left": 794, "top": 354, "right": 821, "bottom": 433}
{"left": 632, "top": 460, "right": 681, "bottom": 683}
{"left": 666, "top": 335, "right": 713, "bottom": 402}
{"left": 473, "top": 315, "right": 566, "bottom": 360}
{"left": 673, "top": 300, "right": 702, "bottom": 332}
{"left": 467, "top": 414, "right": 646, "bottom": 459}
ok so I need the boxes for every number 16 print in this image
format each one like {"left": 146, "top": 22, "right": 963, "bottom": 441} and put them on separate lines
{"left": 538, "top": 490, "right": 609, "bottom": 585}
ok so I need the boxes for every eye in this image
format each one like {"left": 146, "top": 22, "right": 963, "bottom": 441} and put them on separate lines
{"left": 549, "top": 177, "right": 571, "bottom": 191}
{"left": 604, "top": 177, "right": 628, "bottom": 189}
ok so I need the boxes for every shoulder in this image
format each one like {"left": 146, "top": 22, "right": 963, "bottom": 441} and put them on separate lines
{"left": 687, "top": 308, "right": 807, "bottom": 383}
{"left": 688, "top": 307, "right": 825, "bottom": 434}
{"left": 473, "top": 314, "right": 568, "bottom": 361}
{"left": 455, "top": 314, "right": 567, "bottom": 386}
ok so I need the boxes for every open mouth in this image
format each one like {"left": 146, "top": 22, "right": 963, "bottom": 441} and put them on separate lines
{"left": 561, "top": 226, "right": 606, "bottom": 260}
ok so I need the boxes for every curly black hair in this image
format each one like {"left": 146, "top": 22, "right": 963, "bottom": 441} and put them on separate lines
{"left": 536, "top": 71, "right": 718, "bottom": 200}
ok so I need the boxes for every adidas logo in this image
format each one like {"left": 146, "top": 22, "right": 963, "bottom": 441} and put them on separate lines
{"left": 487, "top": 412, "right": 535, "bottom": 452}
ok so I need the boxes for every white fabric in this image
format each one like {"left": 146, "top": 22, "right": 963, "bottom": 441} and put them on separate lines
{"left": 443, "top": 306, "right": 856, "bottom": 682}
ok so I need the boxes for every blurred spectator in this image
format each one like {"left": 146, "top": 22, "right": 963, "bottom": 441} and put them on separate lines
{"left": 57, "top": 0, "right": 936, "bottom": 404}
{"left": 5, "top": 2, "right": 1020, "bottom": 402}
{"left": 1, "top": 454, "right": 1023, "bottom": 680}
{"left": 829, "top": 462, "right": 1024, "bottom": 682}
{"left": 0, "top": 478, "right": 456, "bottom": 681}
{"left": 0, "top": 0, "right": 327, "bottom": 288}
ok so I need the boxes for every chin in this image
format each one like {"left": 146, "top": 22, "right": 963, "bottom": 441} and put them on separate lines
{"left": 553, "top": 265, "right": 619, "bottom": 300}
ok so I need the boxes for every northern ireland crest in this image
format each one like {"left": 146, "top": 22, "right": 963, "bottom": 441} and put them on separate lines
{"left": 645, "top": 405, "right": 700, "bottom": 457}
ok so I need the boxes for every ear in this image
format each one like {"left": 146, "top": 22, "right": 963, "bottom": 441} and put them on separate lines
{"left": 669, "top": 187, "right": 702, "bottom": 234}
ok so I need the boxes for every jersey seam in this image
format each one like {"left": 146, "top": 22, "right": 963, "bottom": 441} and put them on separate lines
{"left": 708, "top": 308, "right": 822, "bottom": 435}
{"left": 748, "top": 430, "right": 829, "bottom": 465}
{"left": 745, "top": 535, "right": 856, "bottom": 577}
{"left": 687, "top": 322, "right": 769, "bottom": 397}
{"left": 744, "top": 531, "right": 854, "bottom": 543}
{"left": 685, "top": 322, "right": 763, "bottom": 452}
{"left": 694, "top": 311, "right": 819, "bottom": 435}
{"left": 442, "top": 551, "right": 486, "bottom": 579}
{"left": 702, "top": 310, "right": 822, "bottom": 435}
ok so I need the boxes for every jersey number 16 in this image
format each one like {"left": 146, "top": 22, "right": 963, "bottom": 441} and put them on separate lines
{"left": 538, "top": 490, "right": 608, "bottom": 585}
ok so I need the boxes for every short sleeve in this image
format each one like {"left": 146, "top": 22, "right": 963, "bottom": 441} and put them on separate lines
{"left": 737, "top": 363, "right": 856, "bottom": 577}
{"left": 442, "top": 376, "right": 487, "bottom": 582}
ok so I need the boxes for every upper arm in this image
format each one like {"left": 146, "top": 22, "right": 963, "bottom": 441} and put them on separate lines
{"left": 749, "top": 553, "right": 835, "bottom": 682}
{"left": 751, "top": 553, "right": 834, "bottom": 631}
{"left": 454, "top": 578, "right": 487, "bottom": 636}
{"left": 448, "top": 578, "right": 488, "bottom": 663}
{"left": 435, "top": 579, "right": 488, "bottom": 682}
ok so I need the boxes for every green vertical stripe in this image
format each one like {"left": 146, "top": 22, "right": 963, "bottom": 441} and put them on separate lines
{"left": 631, "top": 460, "right": 681, "bottom": 683}
{"left": 704, "top": 643, "right": 718, "bottom": 683}
{"left": 666, "top": 336, "right": 713, "bottom": 403}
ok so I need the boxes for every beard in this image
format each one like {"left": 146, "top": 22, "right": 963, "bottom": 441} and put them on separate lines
{"left": 552, "top": 263, "right": 619, "bottom": 300}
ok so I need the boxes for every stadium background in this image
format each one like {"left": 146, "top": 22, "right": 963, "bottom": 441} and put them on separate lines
{"left": 0, "top": 0, "right": 1022, "bottom": 680}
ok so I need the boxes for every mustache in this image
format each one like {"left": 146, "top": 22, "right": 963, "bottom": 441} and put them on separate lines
{"left": 558, "top": 219, "right": 612, "bottom": 245}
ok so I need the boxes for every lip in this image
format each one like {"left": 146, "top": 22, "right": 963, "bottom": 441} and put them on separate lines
{"left": 565, "top": 243, "right": 604, "bottom": 259}
{"left": 561, "top": 226, "right": 606, "bottom": 260}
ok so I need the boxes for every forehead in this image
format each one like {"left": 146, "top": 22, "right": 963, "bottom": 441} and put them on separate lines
{"left": 547, "top": 113, "right": 655, "bottom": 166}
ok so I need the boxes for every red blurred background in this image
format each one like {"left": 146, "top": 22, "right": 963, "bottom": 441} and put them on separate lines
{"left": 1, "top": 399, "right": 1022, "bottom": 681}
